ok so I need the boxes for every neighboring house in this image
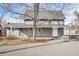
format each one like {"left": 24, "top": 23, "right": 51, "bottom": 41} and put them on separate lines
{"left": 0, "top": 23, "right": 6, "bottom": 37}
{"left": 4, "top": 9, "right": 66, "bottom": 39}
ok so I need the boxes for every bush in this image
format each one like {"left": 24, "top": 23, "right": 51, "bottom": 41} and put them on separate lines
{"left": 6, "top": 36, "right": 17, "bottom": 40}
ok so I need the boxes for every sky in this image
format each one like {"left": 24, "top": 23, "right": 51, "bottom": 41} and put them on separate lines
{"left": 1, "top": 3, "right": 79, "bottom": 25}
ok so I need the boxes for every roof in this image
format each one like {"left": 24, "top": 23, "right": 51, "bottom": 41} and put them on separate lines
{"left": 4, "top": 23, "right": 67, "bottom": 28}
{"left": 23, "top": 9, "right": 65, "bottom": 20}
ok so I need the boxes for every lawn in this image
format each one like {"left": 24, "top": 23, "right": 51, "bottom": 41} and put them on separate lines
{"left": 0, "top": 36, "right": 52, "bottom": 46}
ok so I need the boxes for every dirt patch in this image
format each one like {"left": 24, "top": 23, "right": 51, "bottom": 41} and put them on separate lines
{"left": 0, "top": 38, "right": 52, "bottom": 46}
{"left": 0, "top": 37, "right": 5, "bottom": 42}
{"left": 6, "top": 36, "right": 18, "bottom": 40}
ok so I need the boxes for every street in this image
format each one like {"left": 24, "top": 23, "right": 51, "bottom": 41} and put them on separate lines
{"left": 0, "top": 41, "right": 79, "bottom": 56}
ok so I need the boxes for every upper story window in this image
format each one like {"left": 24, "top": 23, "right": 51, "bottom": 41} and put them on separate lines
{"left": 38, "top": 19, "right": 48, "bottom": 21}
{"left": 52, "top": 19, "right": 64, "bottom": 21}
{"left": 24, "top": 19, "right": 32, "bottom": 21}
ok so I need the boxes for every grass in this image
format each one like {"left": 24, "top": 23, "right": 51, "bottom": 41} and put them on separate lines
{"left": 0, "top": 36, "right": 52, "bottom": 46}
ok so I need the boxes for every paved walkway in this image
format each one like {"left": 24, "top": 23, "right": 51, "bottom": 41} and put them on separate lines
{"left": 0, "top": 40, "right": 79, "bottom": 56}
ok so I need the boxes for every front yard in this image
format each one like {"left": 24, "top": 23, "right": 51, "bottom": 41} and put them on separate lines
{"left": 1, "top": 39, "right": 79, "bottom": 56}
{"left": 0, "top": 36, "right": 52, "bottom": 46}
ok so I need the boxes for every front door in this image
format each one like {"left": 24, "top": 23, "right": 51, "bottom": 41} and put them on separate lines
{"left": 58, "top": 28, "right": 64, "bottom": 36}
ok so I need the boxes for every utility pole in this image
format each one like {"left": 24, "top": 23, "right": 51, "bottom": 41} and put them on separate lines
{"left": 33, "top": 3, "right": 39, "bottom": 40}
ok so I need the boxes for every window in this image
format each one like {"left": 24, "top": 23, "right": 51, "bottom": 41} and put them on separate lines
{"left": 28, "top": 28, "right": 33, "bottom": 32}
{"left": 38, "top": 19, "right": 48, "bottom": 21}
{"left": 29, "top": 28, "right": 32, "bottom": 31}
{"left": 37, "top": 28, "right": 42, "bottom": 32}
{"left": 24, "top": 19, "right": 32, "bottom": 21}
{"left": 49, "top": 20, "right": 51, "bottom": 23}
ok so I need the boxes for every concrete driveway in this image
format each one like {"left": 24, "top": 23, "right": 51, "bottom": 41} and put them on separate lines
{"left": 0, "top": 40, "right": 79, "bottom": 56}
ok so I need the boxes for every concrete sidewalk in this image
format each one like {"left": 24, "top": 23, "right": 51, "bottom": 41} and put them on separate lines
{"left": 0, "top": 40, "right": 66, "bottom": 54}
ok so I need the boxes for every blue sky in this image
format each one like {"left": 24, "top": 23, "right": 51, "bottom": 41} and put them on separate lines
{"left": 1, "top": 3, "right": 79, "bottom": 24}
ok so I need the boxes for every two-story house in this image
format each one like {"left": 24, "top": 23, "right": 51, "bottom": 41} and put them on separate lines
{"left": 4, "top": 9, "right": 66, "bottom": 39}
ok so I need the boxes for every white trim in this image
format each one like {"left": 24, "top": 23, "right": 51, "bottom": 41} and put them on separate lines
{"left": 52, "top": 28, "right": 53, "bottom": 37}
{"left": 53, "top": 28, "right": 58, "bottom": 37}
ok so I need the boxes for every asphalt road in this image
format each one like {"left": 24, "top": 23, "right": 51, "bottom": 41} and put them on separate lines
{"left": 0, "top": 41, "right": 79, "bottom": 56}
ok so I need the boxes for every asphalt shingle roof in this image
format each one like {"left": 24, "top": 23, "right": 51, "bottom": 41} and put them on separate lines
{"left": 23, "top": 9, "right": 65, "bottom": 20}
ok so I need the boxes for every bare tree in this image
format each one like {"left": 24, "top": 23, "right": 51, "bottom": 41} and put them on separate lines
{"left": 38, "top": 3, "right": 73, "bottom": 36}
{"left": 2, "top": 3, "right": 40, "bottom": 40}
{"left": 3, "top": 3, "right": 34, "bottom": 19}
{"left": 74, "top": 11, "right": 79, "bottom": 25}
{"left": 36, "top": 3, "right": 72, "bottom": 26}
{"left": 74, "top": 10, "right": 79, "bottom": 34}
{"left": 0, "top": 4, "right": 8, "bottom": 28}
{"left": 33, "top": 3, "right": 40, "bottom": 40}
{"left": 0, "top": 12, "right": 4, "bottom": 27}
{"left": 0, "top": 3, "right": 73, "bottom": 40}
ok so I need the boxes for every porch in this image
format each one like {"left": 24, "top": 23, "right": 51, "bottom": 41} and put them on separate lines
{"left": 6, "top": 27, "right": 64, "bottom": 39}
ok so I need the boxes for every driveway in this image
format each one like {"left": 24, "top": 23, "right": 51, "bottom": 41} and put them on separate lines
{"left": 0, "top": 40, "right": 79, "bottom": 56}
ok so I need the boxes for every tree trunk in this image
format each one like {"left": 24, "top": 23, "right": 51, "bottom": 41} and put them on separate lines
{"left": 33, "top": 3, "right": 39, "bottom": 40}
{"left": 33, "top": 18, "right": 36, "bottom": 40}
